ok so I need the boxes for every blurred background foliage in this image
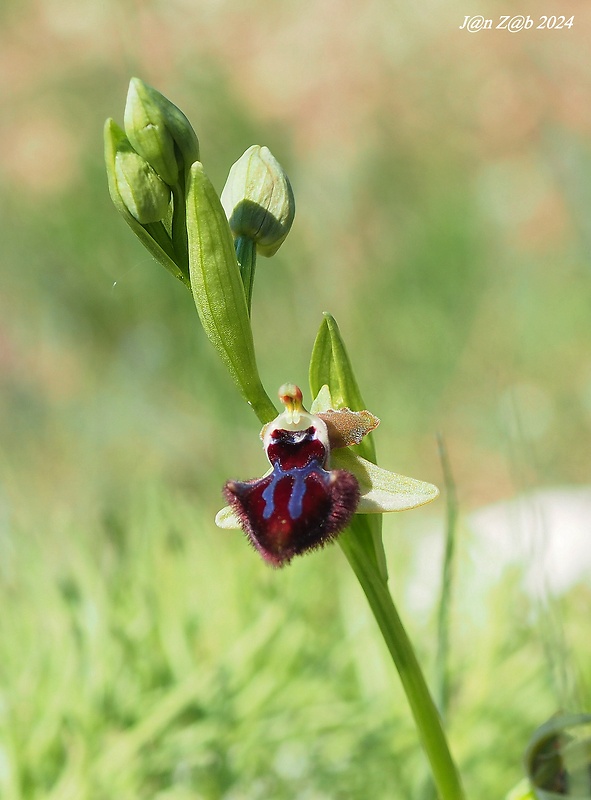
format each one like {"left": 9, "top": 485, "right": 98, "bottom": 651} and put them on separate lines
{"left": 1, "top": 0, "right": 591, "bottom": 797}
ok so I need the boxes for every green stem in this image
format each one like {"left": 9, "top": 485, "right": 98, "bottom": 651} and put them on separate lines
{"left": 339, "top": 526, "right": 466, "bottom": 800}
{"left": 235, "top": 235, "right": 257, "bottom": 315}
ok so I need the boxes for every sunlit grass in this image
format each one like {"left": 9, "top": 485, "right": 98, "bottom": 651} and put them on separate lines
{"left": 0, "top": 486, "right": 421, "bottom": 798}
{"left": 0, "top": 477, "right": 583, "bottom": 798}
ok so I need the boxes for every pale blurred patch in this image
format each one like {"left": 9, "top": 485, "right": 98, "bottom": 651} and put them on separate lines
{"left": 403, "top": 486, "right": 591, "bottom": 622}
{"left": 498, "top": 382, "right": 554, "bottom": 442}
{"left": 469, "top": 487, "right": 591, "bottom": 598}
{"left": 0, "top": 112, "right": 80, "bottom": 195}
{"left": 39, "top": 0, "right": 109, "bottom": 37}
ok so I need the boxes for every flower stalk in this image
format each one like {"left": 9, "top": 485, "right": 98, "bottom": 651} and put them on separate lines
{"left": 340, "top": 519, "right": 466, "bottom": 800}
{"left": 309, "top": 315, "right": 465, "bottom": 800}
{"left": 235, "top": 235, "right": 257, "bottom": 315}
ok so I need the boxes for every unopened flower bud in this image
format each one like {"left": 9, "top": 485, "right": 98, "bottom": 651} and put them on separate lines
{"left": 114, "top": 142, "right": 171, "bottom": 224}
{"left": 221, "top": 145, "right": 295, "bottom": 257}
{"left": 124, "top": 77, "right": 200, "bottom": 186}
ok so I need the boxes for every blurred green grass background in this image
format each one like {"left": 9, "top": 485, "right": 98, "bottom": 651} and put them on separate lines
{"left": 1, "top": 0, "right": 591, "bottom": 797}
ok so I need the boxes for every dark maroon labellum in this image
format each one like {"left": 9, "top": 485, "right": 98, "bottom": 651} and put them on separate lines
{"left": 224, "top": 423, "right": 359, "bottom": 567}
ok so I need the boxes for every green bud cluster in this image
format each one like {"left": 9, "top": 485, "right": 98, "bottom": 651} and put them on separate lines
{"left": 104, "top": 78, "right": 295, "bottom": 421}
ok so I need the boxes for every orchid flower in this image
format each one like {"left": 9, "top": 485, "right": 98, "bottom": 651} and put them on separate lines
{"left": 216, "top": 383, "right": 439, "bottom": 567}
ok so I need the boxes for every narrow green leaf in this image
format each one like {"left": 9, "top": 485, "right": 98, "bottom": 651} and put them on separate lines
{"left": 434, "top": 434, "right": 458, "bottom": 723}
{"left": 309, "top": 313, "right": 365, "bottom": 409}
{"left": 186, "top": 161, "right": 277, "bottom": 424}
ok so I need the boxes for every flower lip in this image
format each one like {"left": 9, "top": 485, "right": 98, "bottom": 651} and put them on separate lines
{"left": 223, "top": 384, "right": 360, "bottom": 566}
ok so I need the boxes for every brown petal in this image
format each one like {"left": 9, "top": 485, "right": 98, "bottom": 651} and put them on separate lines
{"left": 318, "top": 408, "right": 380, "bottom": 449}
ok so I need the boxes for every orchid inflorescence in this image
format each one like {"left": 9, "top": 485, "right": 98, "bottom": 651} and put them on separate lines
{"left": 104, "top": 77, "right": 439, "bottom": 569}
{"left": 106, "top": 79, "right": 586, "bottom": 800}
{"left": 104, "top": 78, "right": 469, "bottom": 800}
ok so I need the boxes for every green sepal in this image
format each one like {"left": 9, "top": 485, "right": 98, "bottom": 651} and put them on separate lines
{"left": 186, "top": 161, "right": 277, "bottom": 424}
{"left": 104, "top": 119, "right": 189, "bottom": 287}
{"left": 309, "top": 313, "right": 386, "bottom": 580}
{"left": 332, "top": 449, "right": 439, "bottom": 512}
{"left": 310, "top": 384, "right": 334, "bottom": 414}
{"left": 124, "top": 77, "right": 200, "bottom": 187}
